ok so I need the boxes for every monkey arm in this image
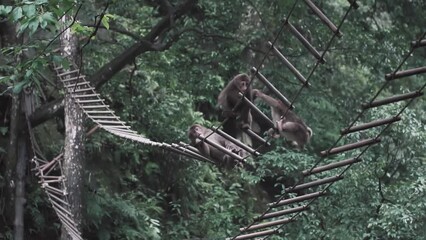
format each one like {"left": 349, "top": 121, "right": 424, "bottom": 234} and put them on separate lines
{"left": 196, "top": 134, "right": 211, "bottom": 157}
{"left": 255, "top": 91, "right": 285, "bottom": 111}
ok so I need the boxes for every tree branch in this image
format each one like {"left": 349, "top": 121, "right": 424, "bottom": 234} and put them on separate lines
{"left": 28, "top": 98, "right": 64, "bottom": 127}
{"left": 90, "top": 0, "right": 197, "bottom": 88}
{"left": 29, "top": 0, "right": 198, "bottom": 127}
{"left": 82, "top": 23, "right": 141, "bottom": 40}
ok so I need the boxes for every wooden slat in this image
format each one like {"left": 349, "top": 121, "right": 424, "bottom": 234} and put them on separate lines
{"left": 411, "top": 39, "right": 426, "bottom": 49}
{"left": 240, "top": 217, "right": 293, "bottom": 231}
{"left": 171, "top": 143, "right": 215, "bottom": 164}
{"left": 385, "top": 66, "right": 426, "bottom": 81}
{"left": 85, "top": 110, "right": 112, "bottom": 113}
{"left": 251, "top": 67, "right": 294, "bottom": 108}
{"left": 71, "top": 87, "right": 94, "bottom": 93}
{"left": 87, "top": 115, "right": 119, "bottom": 119}
{"left": 64, "top": 82, "right": 90, "bottom": 88}
{"left": 267, "top": 42, "right": 310, "bottom": 86}
{"left": 60, "top": 76, "right": 80, "bottom": 82}
{"left": 256, "top": 205, "right": 309, "bottom": 221}
{"left": 102, "top": 125, "right": 131, "bottom": 129}
{"left": 303, "top": 157, "right": 361, "bottom": 176}
{"left": 76, "top": 99, "right": 104, "bottom": 103}
{"left": 285, "top": 175, "right": 343, "bottom": 192}
{"left": 240, "top": 93, "right": 274, "bottom": 128}
{"left": 320, "top": 138, "right": 381, "bottom": 157}
{"left": 53, "top": 210, "right": 82, "bottom": 239}
{"left": 72, "top": 93, "right": 100, "bottom": 98}
{"left": 234, "top": 229, "right": 278, "bottom": 240}
{"left": 341, "top": 116, "right": 401, "bottom": 135}
{"left": 93, "top": 120, "right": 126, "bottom": 124}
{"left": 45, "top": 191, "right": 70, "bottom": 206}
{"left": 243, "top": 128, "right": 271, "bottom": 146}
{"left": 303, "top": 0, "right": 342, "bottom": 37}
{"left": 104, "top": 128, "right": 136, "bottom": 133}
{"left": 57, "top": 69, "right": 79, "bottom": 77}
{"left": 196, "top": 135, "right": 244, "bottom": 161}
{"left": 362, "top": 91, "right": 423, "bottom": 109}
{"left": 268, "top": 191, "right": 327, "bottom": 208}
{"left": 80, "top": 105, "right": 109, "bottom": 109}
{"left": 286, "top": 22, "right": 324, "bottom": 63}
{"left": 215, "top": 127, "right": 260, "bottom": 156}
{"left": 178, "top": 142, "right": 201, "bottom": 154}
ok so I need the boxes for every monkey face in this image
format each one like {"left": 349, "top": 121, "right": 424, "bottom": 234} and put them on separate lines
{"left": 239, "top": 77, "right": 250, "bottom": 93}
{"left": 239, "top": 79, "right": 249, "bottom": 92}
{"left": 233, "top": 74, "right": 250, "bottom": 93}
{"left": 188, "top": 124, "right": 204, "bottom": 144}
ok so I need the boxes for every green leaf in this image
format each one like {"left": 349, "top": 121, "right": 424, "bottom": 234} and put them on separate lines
{"left": 0, "top": 127, "right": 8, "bottom": 136}
{"left": 41, "top": 12, "right": 54, "bottom": 23}
{"left": 52, "top": 55, "right": 63, "bottom": 64}
{"left": 28, "top": 18, "right": 39, "bottom": 35}
{"left": 39, "top": 16, "right": 47, "bottom": 28}
{"left": 101, "top": 16, "right": 110, "bottom": 30}
{"left": 0, "top": 76, "right": 10, "bottom": 84}
{"left": 18, "top": 20, "right": 30, "bottom": 34}
{"left": 35, "top": 0, "right": 48, "bottom": 4}
{"left": 22, "top": 4, "right": 36, "bottom": 17}
{"left": 11, "top": 7, "right": 23, "bottom": 21}
{"left": 25, "top": 69, "right": 33, "bottom": 79}
{"left": 12, "top": 80, "right": 28, "bottom": 94}
{"left": 0, "top": 5, "right": 13, "bottom": 15}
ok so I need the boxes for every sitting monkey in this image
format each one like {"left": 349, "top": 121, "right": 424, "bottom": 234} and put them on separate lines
{"left": 217, "top": 73, "right": 253, "bottom": 146}
{"left": 188, "top": 124, "right": 247, "bottom": 168}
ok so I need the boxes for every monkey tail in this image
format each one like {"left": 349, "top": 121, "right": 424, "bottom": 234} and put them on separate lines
{"left": 307, "top": 127, "right": 313, "bottom": 137}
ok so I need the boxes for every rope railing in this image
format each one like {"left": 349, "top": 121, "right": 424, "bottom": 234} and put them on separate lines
{"left": 231, "top": 1, "right": 359, "bottom": 239}
{"left": 27, "top": 114, "right": 83, "bottom": 240}
{"left": 234, "top": 30, "right": 426, "bottom": 240}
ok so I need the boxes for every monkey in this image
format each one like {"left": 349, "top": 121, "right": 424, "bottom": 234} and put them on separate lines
{"left": 217, "top": 73, "right": 253, "bottom": 146}
{"left": 252, "top": 89, "right": 313, "bottom": 149}
{"left": 188, "top": 124, "right": 246, "bottom": 168}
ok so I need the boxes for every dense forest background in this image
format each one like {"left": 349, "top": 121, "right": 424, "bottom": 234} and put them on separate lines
{"left": 0, "top": 0, "right": 425, "bottom": 239}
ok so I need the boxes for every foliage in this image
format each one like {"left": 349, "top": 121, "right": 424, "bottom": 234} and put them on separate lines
{"left": 84, "top": 189, "right": 162, "bottom": 240}
{"left": 0, "top": 0, "right": 425, "bottom": 239}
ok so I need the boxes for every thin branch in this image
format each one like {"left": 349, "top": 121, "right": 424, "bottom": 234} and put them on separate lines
{"left": 42, "top": 4, "right": 82, "bottom": 53}
{"left": 80, "top": 1, "right": 111, "bottom": 51}
{"left": 81, "top": 23, "right": 141, "bottom": 40}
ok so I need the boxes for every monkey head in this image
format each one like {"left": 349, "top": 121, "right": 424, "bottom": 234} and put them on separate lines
{"left": 188, "top": 124, "right": 205, "bottom": 145}
{"left": 233, "top": 74, "right": 250, "bottom": 93}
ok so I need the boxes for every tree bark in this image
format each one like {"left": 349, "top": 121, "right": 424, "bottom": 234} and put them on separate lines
{"left": 28, "top": 98, "right": 64, "bottom": 127}
{"left": 1, "top": 2, "right": 20, "bottom": 227}
{"left": 59, "top": 15, "right": 85, "bottom": 240}
{"left": 13, "top": 128, "right": 28, "bottom": 240}
{"left": 4, "top": 93, "right": 20, "bottom": 228}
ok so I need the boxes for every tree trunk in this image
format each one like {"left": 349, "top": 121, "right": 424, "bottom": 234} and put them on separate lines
{"left": 1, "top": 2, "right": 20, "bottom": 227}
{"left": 4, "top": 93, "right": 20, "bottom": 228}
{"left": 1, "top": 4, "right": 30, "bottom": 237}
{"left": 59, "top": 15, "right": 85, "bottom": 240}
{"left": 13, "top": 128, "right": 28, "bottom": 240}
